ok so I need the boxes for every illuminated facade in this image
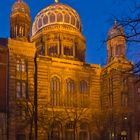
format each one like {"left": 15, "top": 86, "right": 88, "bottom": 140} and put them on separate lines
{"left": 0, "top": 0, "right": 139, "bottom": 140}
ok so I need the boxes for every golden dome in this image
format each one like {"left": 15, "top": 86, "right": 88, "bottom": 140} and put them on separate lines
{"left": 32, "top": 3, "right": 82, "bottom": 36}
{"left": 11, "top": 0, "right": 30, "bottom": 15}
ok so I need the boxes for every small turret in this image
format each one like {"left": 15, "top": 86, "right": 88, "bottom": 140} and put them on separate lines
{"left": 107, "top": 20, "right": 126, "bottom": 63}
{"left": 10, "top": 0, "right": 31, "bottom": 41}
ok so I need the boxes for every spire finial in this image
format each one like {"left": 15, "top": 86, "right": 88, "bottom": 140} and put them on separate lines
{"left": 55, "top": 0, "right": 59, "bottom": 3}
{"left": 114, "top": 19, "right": 117, "bottom": 26}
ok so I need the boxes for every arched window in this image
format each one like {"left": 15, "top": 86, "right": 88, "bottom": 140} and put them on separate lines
{"left": 50, "top": 13, "right": 55, "bottom": 23}
{"left": 80, "top": 81, "right": 88, "bottom": 107}
{"left": 80, "top": 81, "right": 88, "bottom": 94}
{"left": 79, "top": 122, "right": 89, "bottom": 140}
{"left": 65, "top": 121, "right": 74, "bottom": 140}
{"left": 48, "top": 45, "right": 58, "bottom": 56}
{"left": 38, "top": 18, "right": 42, "bottom": 28}
{"left": 51, "top": 76, "right": 61, "bottom": 106}
{"left": 64, "top": 14, "right": 70, "bottom": 23}
{"left": 57, "top": 13, "right": 63, "bottom": 22}
{"left": 71, "top": 16, "right": 75, "bottom": 25}
{"left": 76, "top": 20, "right": 80, "bottom": 29}
{"left": 43, "top": 15, "right": 48, "bottom": 24}
{"left": 64, "top": 46, "right": 73, "bottom": 56}
{"left": 65, "top": 79, "right": 74, "bottom": 107}
{"left": 66, "top": 79, "right": 74, "bottom": 93}
{"left": 49, "top": 121, "right": 61, "bottom": 140}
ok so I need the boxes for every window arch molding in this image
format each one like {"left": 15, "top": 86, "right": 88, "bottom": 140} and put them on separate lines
{"left": 80, "top": 80, "right": 88, "bottom": 94}
{"left": 50, "top": 75, "right": 62, "bottom": 82}
{"left": 65, "top": 78, "right": 75, "bottom": 93}
{"left": 50, "top": 75, "right": 61, "bottom": 106}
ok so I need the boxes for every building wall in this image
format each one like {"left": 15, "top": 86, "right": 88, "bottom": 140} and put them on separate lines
{"left": 0, "top": 44, "right": 8, "bottom": 140}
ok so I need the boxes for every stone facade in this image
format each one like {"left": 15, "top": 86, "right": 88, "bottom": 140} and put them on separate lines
{"left": 0, "top": 0, "right": 139, "bottom": 140}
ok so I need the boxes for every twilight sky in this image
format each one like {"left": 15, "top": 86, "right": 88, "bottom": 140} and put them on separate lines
{"left": 0, "top": 0, "right": 137, "bottom": 65}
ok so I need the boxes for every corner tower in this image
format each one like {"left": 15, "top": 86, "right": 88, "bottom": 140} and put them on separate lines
{"left": 10, "top": 0, "right": 31, "bottom": 41}
{"left": 107, "top": 20, "right": 126, "bottom": 63}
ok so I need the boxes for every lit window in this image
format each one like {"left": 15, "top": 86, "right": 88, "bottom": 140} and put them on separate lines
{"left": 51, "top": 76, "right": 61, "bottom": 106}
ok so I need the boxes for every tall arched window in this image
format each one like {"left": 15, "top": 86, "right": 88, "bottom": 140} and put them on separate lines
{"left": 80, "top": 81, "right": 88, "bottom": 107}
{"left": 80, "top": 81, "right": 88, "bottom": 94}
{"left": 38, "top": 18, "right": 42, "bottom": 28}
{"left": 57, "top": 13, "right": 63, "bottom": 22}
{"left": 65, "top": 121, "right": 75, "bottom": 140}
{"left": 48, "top": 45, "right": 58, "bottom": 56}
{"left": 49, "top": 121, "right": 61, "bottom": 140}
{"left": 43, "top": 15, "right": 48, "bottom": 24}
{"left": 79, "top": 122, "right": 89, "bottom": 140}
{"left": 71, "top": 16, "right": 75, "bottom": 25}
{"left": 50, "top": 13, "right": 55, "bottom": 23}
{"left": 65, "top": 79, "right": 75, "bottom": 107}
{"left": 64, "top": 14, "right": 70, "bottom": 23}
{"left": 51, "top": 76, "right": 61, "bottom": 106}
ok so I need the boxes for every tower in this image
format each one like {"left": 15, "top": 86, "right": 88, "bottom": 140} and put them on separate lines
{"left": 10, "top": 0, "right": 31, "bottom": 41}
{"left": 107, "top": 20, "right": 126, "bottom": 63}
